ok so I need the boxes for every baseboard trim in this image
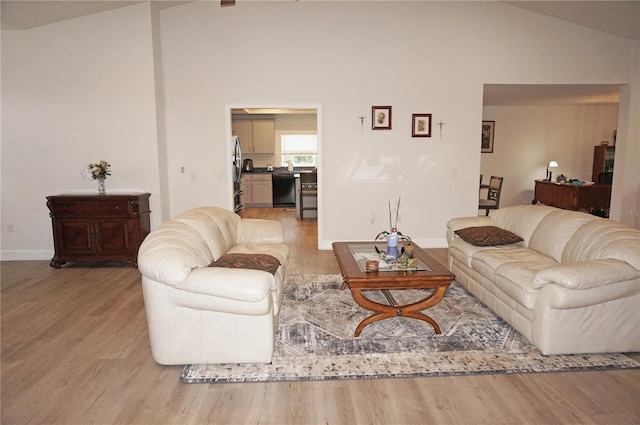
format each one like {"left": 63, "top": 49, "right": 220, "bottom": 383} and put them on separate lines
{"left": 1, "top": 250, "right": 53, "bottom": 261}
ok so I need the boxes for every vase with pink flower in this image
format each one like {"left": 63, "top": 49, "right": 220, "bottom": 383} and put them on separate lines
{"left": 88, "top": 160, "right": 111, "bottom": 195}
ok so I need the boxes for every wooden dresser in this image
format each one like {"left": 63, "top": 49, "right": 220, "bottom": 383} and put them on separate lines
{"left": 46, "top": 193, "right": 151, "bottom": 268}
{"left": 532, "top": 180, "right": 611, "bottom": 214}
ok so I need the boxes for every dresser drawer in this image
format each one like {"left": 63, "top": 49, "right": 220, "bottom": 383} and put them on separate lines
{"left": 48, "top": 199, "right": 132, "bottom": 216}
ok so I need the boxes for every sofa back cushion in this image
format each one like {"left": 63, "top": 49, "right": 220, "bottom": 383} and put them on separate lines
{"left": 174, "top": 207, "right": 240, "bottom": 260}
{"left": 562, "top": 219, "right": 640, "bottom": 270}
{"left": 528, "top": 209, "right": 598, "bottom": 262}
{"left": 489, "top": 205, "right": 555, "bottom": 246}
{"left": 137, "top": 206, "right": 241, "bottom": 286}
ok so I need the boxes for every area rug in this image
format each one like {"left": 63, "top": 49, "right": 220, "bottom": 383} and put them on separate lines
{"left": 181, "top": 274, "right": 639, "bottom": 383}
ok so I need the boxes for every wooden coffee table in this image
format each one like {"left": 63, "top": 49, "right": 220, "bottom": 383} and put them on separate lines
{"left": 332, "top": 242, "right": 455, "bottom": 337}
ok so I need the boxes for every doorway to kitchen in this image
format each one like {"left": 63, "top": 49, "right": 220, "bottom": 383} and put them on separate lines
{"left": 227, "top": 105, "right": 321, "bottom": 246}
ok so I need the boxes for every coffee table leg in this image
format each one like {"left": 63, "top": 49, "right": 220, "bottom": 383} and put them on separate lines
{"left": 351, "top": 287, "right": 448, "bottom": 337}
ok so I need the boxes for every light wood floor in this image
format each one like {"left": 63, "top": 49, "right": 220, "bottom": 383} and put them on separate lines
{"left": 2, "top": 208, "right": 639, "bottom": 425}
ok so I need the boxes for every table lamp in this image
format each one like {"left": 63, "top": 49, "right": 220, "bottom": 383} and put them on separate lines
{"left": 546, "top": 161, "right": 558, "bottom": 181}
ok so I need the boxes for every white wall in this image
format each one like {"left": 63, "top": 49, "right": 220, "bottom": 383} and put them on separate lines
{"left": 158, "top": 1, "right": 636, "bottom": 249}
{"left": 481, "top": 104, "right": 619, "bottom": 208}
{"left": 611, "top": 41, "right": 640, "bottom": 228}
{"left": 1, "top": 1, "right": 638, "bottom": 260}
{"left": 1, "top": 2, "right": 163, "bottom": 260}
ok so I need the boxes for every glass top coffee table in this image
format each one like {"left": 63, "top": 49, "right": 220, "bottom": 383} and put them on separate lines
{"left": 332, "top": 242, "right": 455, "bottom": 337}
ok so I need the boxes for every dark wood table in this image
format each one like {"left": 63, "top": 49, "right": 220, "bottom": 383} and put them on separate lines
{"left": 532, "top": 179, "right": 611, "bottom": 212}
{"left": 332, "top": 242, "right": 455, "bottom": 337}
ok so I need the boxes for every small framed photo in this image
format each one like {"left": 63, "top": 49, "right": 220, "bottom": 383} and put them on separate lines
{"left": 481, "top": 121, "right": 495, "bottom": 153}
{"left": 411, "top": 114, "right": 432, "bottom": 137}
{"left": 372, "top": 106, "right": 392, "bottom": 130}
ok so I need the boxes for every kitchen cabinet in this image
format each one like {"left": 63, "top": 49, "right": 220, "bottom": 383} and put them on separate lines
{"left": 241, "top": 174, "right": 273, "bottom": 207}
{"left": 232, "top": 118, "right": 275, "bottom": 154}
{"left": 592, "top": 145, "right": 615, "bottom": 182}
{"left": 46, "top": 193, "right": 151, "bottom": 268}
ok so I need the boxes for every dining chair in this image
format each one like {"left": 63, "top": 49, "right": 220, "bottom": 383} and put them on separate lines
{"left": 299, "top": 172, "right": 317, "bottom": 220}
{"left": 597, "top": 172, "right": 613, "bottom": 185}
{"left": 479, "top": 175, "right": 504, "bottom": 216}
{"left": 479, "top": 174, "right": 488, "bottom": 195}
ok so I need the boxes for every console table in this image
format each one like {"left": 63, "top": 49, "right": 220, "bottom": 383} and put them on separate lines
{"left": 47, "top": 193, "right": 151, "bottom": 268}
{"left": 532, "top": 180, "right": 611, "bottom": 213}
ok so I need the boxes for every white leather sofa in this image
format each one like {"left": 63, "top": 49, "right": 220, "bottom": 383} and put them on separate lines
{"left": 447, "top": 205, "right": 640, "bottom": 355}
{"left": 137, "top": 206, "right": 289, "bottom": 365}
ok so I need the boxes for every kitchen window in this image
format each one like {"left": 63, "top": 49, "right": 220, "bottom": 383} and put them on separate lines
{"left": 281, "top": 133, "right": 317, "bottom": 167}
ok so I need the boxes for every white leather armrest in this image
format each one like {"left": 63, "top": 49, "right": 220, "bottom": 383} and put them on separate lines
{"left": 177, "top": 267, "right": 277, "bottom": 302}
{"left": 532, "top": 259, "right": 640, "bottom": 290}
{"left": 138, "top": 230, "right": 211, "bottom": 286}
{"left": 138, "top": 249, "right": 193, "bottom": 286}
{"left": 238, "top": 219, "right": 284, "bottom": 244}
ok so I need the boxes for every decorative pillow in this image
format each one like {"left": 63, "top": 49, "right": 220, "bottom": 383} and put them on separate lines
{"left": 454, "top": 226, "right": 523, "bottom": 247}
{"left": 209, "top": 253, "right": 281, "bottom": 275}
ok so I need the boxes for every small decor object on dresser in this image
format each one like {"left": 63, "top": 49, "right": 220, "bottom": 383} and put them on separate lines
{"left": 87, "top": 160, "right": 111, "bottom": 194}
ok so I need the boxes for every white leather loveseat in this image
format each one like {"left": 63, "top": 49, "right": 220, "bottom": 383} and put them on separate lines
{"left": 137, "top": 206, "right": 289, "bottom": 365}
{"left": 447, "top": 205, "right": 640, "bottom": 355}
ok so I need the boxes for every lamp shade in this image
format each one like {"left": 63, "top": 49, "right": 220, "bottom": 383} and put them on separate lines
{"left": 548, "top": 161, "right": 558, "bottom": 168}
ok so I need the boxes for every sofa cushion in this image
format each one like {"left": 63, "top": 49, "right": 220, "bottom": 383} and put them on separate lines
{"left": 489, "top": 205, "right": 555, "bottom": 246}
{"left": 238, "top": 219, "right": 286, "bottom": 244}
{"left": 472, "top": 247, "right": 556, "bottom": 281}
{"left": 533, "top": 259, "right": 640, "bottom": 290}
{"left": 562, "top": 219, "right": 640, "bottom": 270}
{"left": 494, "top": 260, "right": 557, "bottom": 309}
{"left": 448, "top": 238, "right": 498, "bottom": 268}
{"left": 454, "top": 226, "right": 523, "bottom": 246}
{"left": 175, "top": 214, "right": 231, "bottom": 261}
{"left": 209, "top": 253, "right": 281, "bottom": 275}
{"left": 528, "top": 209, "right": 598, "bottom": 263}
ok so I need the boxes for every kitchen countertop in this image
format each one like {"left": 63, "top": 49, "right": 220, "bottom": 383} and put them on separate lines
{"left": 243, "top": 167, "right": 316, "bottom": 175}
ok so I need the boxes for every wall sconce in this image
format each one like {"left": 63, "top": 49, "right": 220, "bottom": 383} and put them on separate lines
{"left": 546, "top": 161, "right": 558, "bottom": 181}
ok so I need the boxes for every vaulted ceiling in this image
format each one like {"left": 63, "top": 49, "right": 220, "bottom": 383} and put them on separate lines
{"left": 0, "top": 1, "right": 183, "bottom": 30}
{"left": 1, "top": 1, "right": 635, "bottom": 106}
{"left": 2, "top": 0, "right": 639, "bottom": 40}
{"left": 503, "top": 1, "right": 640, "bottom": 40}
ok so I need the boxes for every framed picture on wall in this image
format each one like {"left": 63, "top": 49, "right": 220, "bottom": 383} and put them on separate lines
{"left": 372, "top": 106, "right": 392, "bottom": 130}
{"left": 481, "top": 121, "right": 495, "bottom": 153}
{"left": 411, "top": 114, "right": 432, "bottom": 137}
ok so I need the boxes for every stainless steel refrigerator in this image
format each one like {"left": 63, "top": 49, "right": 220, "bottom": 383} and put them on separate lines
{"left": 232, "top": 135, "right": 243, "bottom": 213}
